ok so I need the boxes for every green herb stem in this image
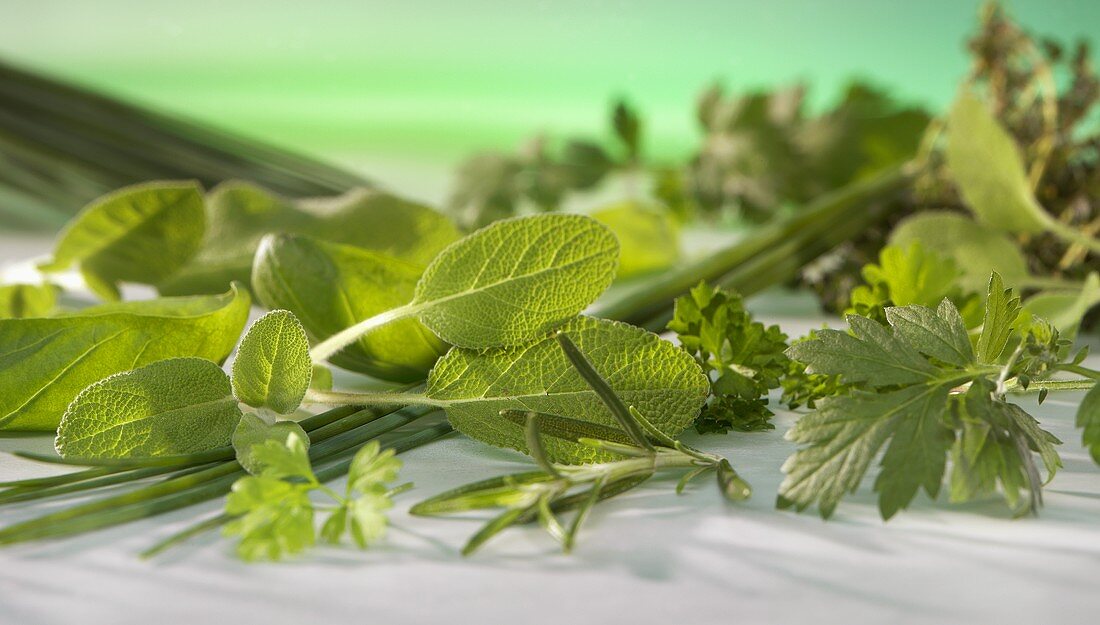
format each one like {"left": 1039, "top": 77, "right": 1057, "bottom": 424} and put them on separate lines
{"left": 592, "top": 164, "right": 912, "bottom": 326}
{"left": 305, "top": 389, "right": 446, "bottom": 408}
{"left": 310, "top": 304, "right": 419, "bottom": 364}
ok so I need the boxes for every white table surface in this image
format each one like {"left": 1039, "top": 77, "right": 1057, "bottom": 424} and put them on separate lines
{"left": 1, "top": 235, "right": 1098, "bottom": 625}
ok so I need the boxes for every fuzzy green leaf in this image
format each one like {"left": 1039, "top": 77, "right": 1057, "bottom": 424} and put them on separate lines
{"left": 946, "top": 93, "right": 1050, "bottom": 234}
{"left": 427, "top": 316, "right": 708, "bottom": 463}
{"left": 40, "top": 181, "right": 205, "bottom": 300}
{"left": 786, "top": 314, "right": 938, "bottom": 388}
{"left": 55, "top": 358, "right": 241, "bottom": 459}
{"left": 0, "top": 284, "right": 249, "bottom": 431}
{"left": 252, "top": 234, "right": 447, "bottom": 381}
{"left": 411, "top": 214, "right": 619, "bottom": 348}
{"left": 885, "top": 301, "right": 975, "bottom": 367}
{"left": 232, "top": 310, "right": 312, "bottom": 414}
{"left": 159, "top": 182, "right": 460, "bottom": 295}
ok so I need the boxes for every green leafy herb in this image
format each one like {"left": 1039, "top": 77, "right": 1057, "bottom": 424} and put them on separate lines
{"left": 55, "top": 358, "right": 241, "bottom": 459}
{"left": 781, "top": 275, "right": 1063, "bottom": 519}
{"left": 231, "top": 413, "right": 310, "bottom": 475}
{"left": 425, "top": 316, "right": 707, "bottom": 463}
{"left": 309, "top": 213, "right": 619, "bottom": 361}
{"left": 0, "top": 283, "right": 60, "bottom": 318}
{"left": 0, "top": 284, "right": 249, "bottom": 431}
{"left": 412, "top": 332, "right": 748, "bottom": 555}
{"left": 946, "top": 92, "right": 1100, "bottom": 254}
{"left": 224, "top": 431, "right": 405, "bottom": 561}
{"left": 252, "top": 233, "right": 447, "bottom": 382}
{"left": 846, "top": 243, "right": 982, "bottom": 328}
{"left": 159, "top": 182, "right": 460, "bottom": 296}
{"left": 668, "top": 282, "right": 789, "bottom": 433}
{"left": 39, "top": 181, "right": 206, "bottom": 300}
{"left": 232, "top": 310, "right": 312, "bottom": 415}
{"left": 888, "top": 211, "right": 1030, "bottom": 292}
{"left": 590, "top": 201, "right": 680, "bottom": 279}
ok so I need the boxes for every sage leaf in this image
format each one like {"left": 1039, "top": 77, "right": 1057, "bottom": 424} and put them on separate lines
{"left": 889, "top": 211, "right": 1030, "bottom": 292}
{"left": 0, "top": 283, "right": 249, "bottom": 431}
{"left": 253, "top": 234, "right": 448, "bottom": 382}
{"left": 159, "top": 182, "right": 459, "bottom": 296}
{"left": 590, "top": 201, "right": 680, "bottom": 279}
{"left": 309, "top": 213, "right": 620, "bottom": 361}
{"left": 39, "top": 181, "right": 206, "bottom": 300}
{"left": 232, "top": 310, "right": 312, "bottom": 415}
{"left": 0, "top": 283, "right": 60, "bottom": 318}
{"left": 426, "top": 316, "right": 708, "bottom": 463}
{"left": 55, "top": 358, "right": 241, "bottom": 459}
{"left": 412, "top": 214, "right": 619, "bottom": 348}
{"left": 946, "top": 93, "right": 1050, "bottom": 234}
{"left": 232, "top": 413, "right": 310, "bottom": 475}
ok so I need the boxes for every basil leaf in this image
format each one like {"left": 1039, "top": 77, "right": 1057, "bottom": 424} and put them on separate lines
{"left": 39, "top": 181, "right": 206, "bottom": 300}
{"left": 426, "top": 316, "right": 708, "bottom": 463}
{"left": 159, "top": 182, "right": 459, "bottom": 296}
{"left": 0, "top": 283, "right": 60, "bottom": 318}
{"left": 232, "top": 310, "right": 312, "bottom": 415}
{"left": 0, "top": 283, "right": 249, "bottom": 431}
{"left": 411, "top": 214, "right": 619, "bottom": 348}
{"left": 252, "top": 234, "right": 448, "bottom": 382}
{"left": 55, "top": 358, "right": 241, "bottom": 459}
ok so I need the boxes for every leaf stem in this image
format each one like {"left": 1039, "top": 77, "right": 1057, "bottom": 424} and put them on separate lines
{"left": 304, "top": 389, "right": 447, "bottom": 408}
{"left": 310, "top": 303, "right": 420, "bottom": 364}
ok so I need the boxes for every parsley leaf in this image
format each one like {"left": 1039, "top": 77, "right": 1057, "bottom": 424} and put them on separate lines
{"left": 668, "top": 282, "right": 790, "bottom": 433}
{"left": 224, "top": 434, "right": 406, "bottom": 561}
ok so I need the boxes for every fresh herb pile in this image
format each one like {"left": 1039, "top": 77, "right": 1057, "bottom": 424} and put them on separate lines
{"left": 1, "top": 2, "right": 1100, "bottom": 562}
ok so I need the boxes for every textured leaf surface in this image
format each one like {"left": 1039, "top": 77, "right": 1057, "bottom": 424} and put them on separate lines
{"left": 591, "top": 201, "right": 680, "bottom": 278}
{"left": 946, "top": 93, "right": 1049, "bottom": 234}
{"left": 886, "top": 302, "right": 974, "bottom": 367}
{"left": 976, "top": 272, "right": 1022, "bottom": 365}
{"left": 232, "top": 310, "right": 312, "bottom": 414}
{"left": 779, "top": 296, "right": 1060, "bottom": 519}
{"left": 412, "top": 214, "right": 619, "bottom": 348}
{"left": 55, "top": 358, "right": 241, "bottom": 458}
{"left": 427, "top": 316, "right": 708, "bottom": 463}
{"left": 786, "top": 314, "right": 937, "bottom": 388}
{"left": 253, "top": 234, "right": 447, "bottom": 381}
{"left": 40, "top": 181, "right": 205, "bottom": 300}
{"left": 160, "top": 182, "right": 459, "bottom": 295}
{"left": 0, "top": 283, "right": 59, "bottom": 318}
{"left": 0, "top": 284, "right": 249, "bottom": 431}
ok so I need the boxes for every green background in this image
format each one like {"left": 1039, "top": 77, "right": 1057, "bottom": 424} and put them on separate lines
{"left": 2, "top": 1, "right": 1097, "bottom": 166}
